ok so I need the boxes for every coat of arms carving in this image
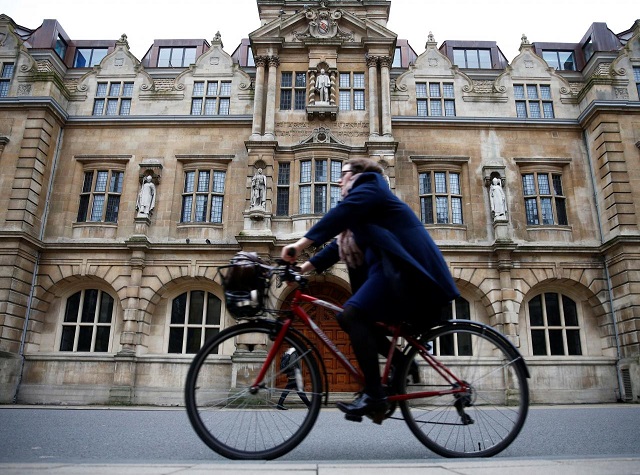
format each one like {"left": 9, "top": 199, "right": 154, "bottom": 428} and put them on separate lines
{"left": 293, "top": 4, "right": 354, "bottom": 42}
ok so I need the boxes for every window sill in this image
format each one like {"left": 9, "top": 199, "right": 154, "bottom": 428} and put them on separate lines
{"left": 72, "top": 221, "right": 118, "bottom": 240}
{"left": 423, "top": 223, "right": 467, "bottom": 230}
{"left": 525, "top": 225, "right": 572, "bottom": 232}
{"left": 177, "top": 222, "right": 224, "bottom": 228}
{"left": 73, "top": 221, "right": 118, "bottom": 228}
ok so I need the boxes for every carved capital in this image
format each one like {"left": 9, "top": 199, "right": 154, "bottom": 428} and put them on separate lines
{"left": 254, "top": 56, "right": 269, "bottom": 68}
{"left": 378, "top": 56, "right": 392, "bottom": 69}
{"left": 366, "top": 54, "right": 378, "bottom": 69}
{"left": 268, "top": 56, "right": 280, "bottom": 68}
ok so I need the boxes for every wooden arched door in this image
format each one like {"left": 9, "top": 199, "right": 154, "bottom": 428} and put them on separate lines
{"left": 282, "top": 281, "right": 360, "bottom": 393}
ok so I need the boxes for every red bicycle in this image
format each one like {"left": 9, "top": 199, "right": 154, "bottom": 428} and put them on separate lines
{"left": 185, "top": 257, "right": 530, "bottom": 460}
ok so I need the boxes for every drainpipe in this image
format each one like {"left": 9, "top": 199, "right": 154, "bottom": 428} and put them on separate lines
{"left": 582, "top": 129, "right": 624, "bottom": 399}
{"left": 13, "top": 128, "right": 64, "bottom": 403}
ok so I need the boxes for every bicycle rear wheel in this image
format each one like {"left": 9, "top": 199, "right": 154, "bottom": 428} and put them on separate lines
{"left": 185, "top": 320, "right": 322, "bottom": 460}
{"left": 398, "top": 321, "right": 529, "bottom": 458}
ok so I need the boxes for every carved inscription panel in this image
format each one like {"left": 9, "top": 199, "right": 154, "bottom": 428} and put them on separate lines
{"left": 275, "top": 121, "right": 368, "bottom": 143}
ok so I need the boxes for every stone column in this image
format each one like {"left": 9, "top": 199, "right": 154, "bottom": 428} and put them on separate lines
{"left": 120, "top": 250, "right": 145, "bottom": 355}
{"left": 308, "top": 69, "right": 316, "bottom": 106}
{"left": 366, "top": 55, "right": 379, "bottom": 138}
{"left": 250, "top": 56, "right": 268, "bottom": 140}
{"left": 379, "top": 56, "right": 392, "bottom": 137}
{"left": 496, "top": 248, "right": 519, "bottom": 347}
{"left": 329, "top": 70, "right": 337, "bottom": 106}
{"left": 263, "top": 56, "right": 280, "bottom": 140}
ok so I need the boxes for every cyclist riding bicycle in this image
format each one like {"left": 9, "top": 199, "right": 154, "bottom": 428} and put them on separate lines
{"left": 282, "top": 158, "right": 459, "bottom": 421}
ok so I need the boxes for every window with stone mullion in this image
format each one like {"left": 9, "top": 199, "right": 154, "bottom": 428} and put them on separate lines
{"left": 0, "top": 63, "right": 14, "bottom": 97}
{"left": 280, "top": 72, "right": 305, "bottom": 111}
{"left": 92, "top": 81, "right": 132, "bottom": 116}
{"left": 168, "top": 291, "right": 222, "bottom": 354}
{"left": 528, "top": 292, "right": 582, "bottom": 356}
{"left": 298, "top": 160, "right": 340, "bottom": 215}
{"left": 522, "top": 172, "right": 567, "bottom": 226}
{"left": 192, "top": 81, "right": 230, "bottom": 115}
{"left": 514, "top": 84, "right": 554, "bottom": 118}
{"left": 416, "top": 82, "right": 455, "bottom": 117}
{"left": 181, "top": 169, "right": 226, "bottom": 223}
{"left": 60, "top": 289, "right": 114, "bottom": 352}
{"left": 77, "top": 170, "right": 123, "bottom": 223}
{"left": 276, "top": 162, "right": 290, "bottom": 216}
{"left": 434, "top": 297, "right": 472, "bottom": 356}
{"left": 418, "top": 171, "right": 462, "bottom": 224}
{"left": 339, "top": 72, "right": 365, "bottom": 111}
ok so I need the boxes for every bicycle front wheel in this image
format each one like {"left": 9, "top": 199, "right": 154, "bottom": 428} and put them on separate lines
{"left": 399, "top": 321, "right": 529, "bottom": 458}
{"left": 185, "top": 321, "right": 322, "bottom": 460}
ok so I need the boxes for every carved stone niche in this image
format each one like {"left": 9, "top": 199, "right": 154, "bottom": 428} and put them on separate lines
{"left": 307, "top": 64, "right": 338, "bottom": 120}
{"left": 482, "top": 166, "right": 506, "bottom": 188}
{"left": 138, "top": 160, "right": 163, "bottom": 184}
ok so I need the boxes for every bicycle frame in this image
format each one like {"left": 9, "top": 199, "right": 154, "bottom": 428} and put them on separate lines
{"left": 251, "top": 286, "right": 471, "bottom": 402}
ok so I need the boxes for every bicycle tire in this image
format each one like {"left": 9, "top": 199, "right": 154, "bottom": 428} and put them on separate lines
{"left": 398, "top": 321, "right": 529, "bottom": 458}
{"left": 185, "top": 320, "right": 322, "bottom": 460}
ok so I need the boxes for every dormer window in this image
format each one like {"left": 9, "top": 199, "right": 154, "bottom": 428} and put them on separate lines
{"left": 583, "top": 37, "right": 594, "bottom": 63}
{"left": 542, "top": 51, "right": 576, "bottom": 71}
{"left": 55, "top": 34, "right": 67, "bottom": 60}
{"left": 158, "top": 47, "right": 197, "bottom": 67}
{"left": 453, "top": 48, "right": 491, "bottom": 68}
{"left": 74, "top": 48, "right": 108, "bottom": 68}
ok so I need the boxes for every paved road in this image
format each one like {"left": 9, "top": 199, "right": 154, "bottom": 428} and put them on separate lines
{"left": 1, "top": 404, "right": 639, "bottom": 463}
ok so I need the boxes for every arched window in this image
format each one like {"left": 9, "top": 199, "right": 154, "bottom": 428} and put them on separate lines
{"left": 430, "top": 297, "right": 471, "bottom": 356}
{"left": 168, "top": 290, "right": 222, "bottom": 354}
{"left": 59, "top": 289, "right": 114, "bottom": 352}
{"left": 527, "top": 292, "right": 582, "bottom": 356}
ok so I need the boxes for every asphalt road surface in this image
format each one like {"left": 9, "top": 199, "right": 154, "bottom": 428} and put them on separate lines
{"left": 1, "top": 404, "right": 639, "bottom": 463}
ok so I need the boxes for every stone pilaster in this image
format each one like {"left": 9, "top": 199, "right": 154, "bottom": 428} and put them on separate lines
{"left": 379, "top": 56, "right": 393, "bottom": 138}
{"left": 250, "top": 56, "right": 268, "bottom": 140}
{"left": 494, "top": 246, "right": 519, "bottom": 347}
{"left": 366, "top": 55, "right": 379, "bottom": 138}
{"left": 263, "top": 56, "right": 280, "bottom": 140}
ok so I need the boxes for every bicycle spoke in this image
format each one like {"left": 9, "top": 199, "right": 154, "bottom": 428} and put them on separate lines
{"left": 400, "top": 322, "right": 529, "bottom": 458}
{"left": 185, "top": 322, "right": 322, "bottom": 459}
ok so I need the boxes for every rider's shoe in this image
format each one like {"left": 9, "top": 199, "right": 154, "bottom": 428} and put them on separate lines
{"left": 276, "top": 404, "right": 288, "bottom": 410}
{"left": 336, "top": 393, "right": 388, "bottom": 418}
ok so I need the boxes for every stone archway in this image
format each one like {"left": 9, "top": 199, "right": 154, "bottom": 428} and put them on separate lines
{"left": 282, "top": 281, "right": 360, "bottom": 393}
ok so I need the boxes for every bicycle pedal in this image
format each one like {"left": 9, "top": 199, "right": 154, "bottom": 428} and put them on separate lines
{"left": 344, "top": 414, "right": 363, "bottom": 423}
{"left": 367, "top": 411, "right": 386, "bottom": 425}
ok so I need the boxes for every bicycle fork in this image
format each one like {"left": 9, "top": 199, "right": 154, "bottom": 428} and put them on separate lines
{"left": 248, "top": 320, "right": 293, "bottom": 394}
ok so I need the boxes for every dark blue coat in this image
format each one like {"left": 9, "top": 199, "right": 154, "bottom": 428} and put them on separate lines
{"left": 306, "top": 172, "right": 459, "bottom": 319}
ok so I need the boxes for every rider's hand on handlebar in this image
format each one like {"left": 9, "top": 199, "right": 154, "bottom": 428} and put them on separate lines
{"left": 281, "top": 245, "right": 298, "bottom": 263}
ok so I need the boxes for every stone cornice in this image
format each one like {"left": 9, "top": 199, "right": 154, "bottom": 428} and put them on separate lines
{"left": 65, "top": 115, "right": 253, "bottom": 126}
{"left": 577, "top": 100, "right": 640, "bottom": 128}
{"left": 0, "top": 96, "right": 68, "bottom": 124}
{"left": 392, "top": 116, "right": 580, "bottom": 129}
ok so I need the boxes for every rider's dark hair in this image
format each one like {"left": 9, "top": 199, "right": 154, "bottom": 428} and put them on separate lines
{"left": 345, "top": 158, "right": 383, "bottom": 175}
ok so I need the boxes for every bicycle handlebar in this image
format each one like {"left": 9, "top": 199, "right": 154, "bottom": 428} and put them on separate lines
{"left": 271, "top": 259, "right": 308, "bottom": 286}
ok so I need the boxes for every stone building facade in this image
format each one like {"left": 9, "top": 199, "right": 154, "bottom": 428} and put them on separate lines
{"left": 0, "top": 0, "right": 639, "bottom": 405}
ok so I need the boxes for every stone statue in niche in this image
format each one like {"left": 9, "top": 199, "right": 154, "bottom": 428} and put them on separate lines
{"left": 136, "top": 175, "right": 156, "bottom": 217}
{"left": 490, "top": 176, "right": 507, "bottom": 221}
{"left": 250, "top": 168, "right": 267, "bottom": 209}
{"left": 315, "top": 68, "right": 330, "bottom": 103}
